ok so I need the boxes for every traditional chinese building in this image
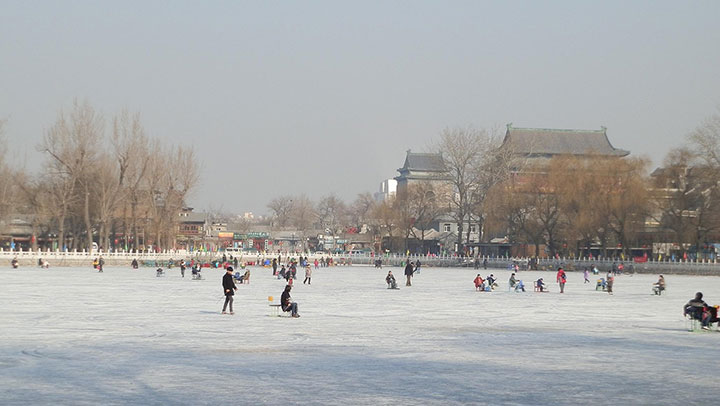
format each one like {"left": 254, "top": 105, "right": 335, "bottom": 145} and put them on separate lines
{"left": 501, "top": 123, "right": 629, "bottom": 172}
{"left": 394, "top": 150, "right": 452, "bottom": 199}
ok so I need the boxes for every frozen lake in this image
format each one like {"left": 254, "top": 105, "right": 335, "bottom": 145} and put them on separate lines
{"left": 2, "top": 264, "right": 719, "bottom": 405}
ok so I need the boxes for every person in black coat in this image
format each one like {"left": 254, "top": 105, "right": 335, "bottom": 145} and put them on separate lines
{"left": 222, "top": 266, "right": 238, "bottom": 315}
{"left": 684, "top": 292, "right": 711, "bottom": 328}
{"left": 404, "top": 260, "right": 415, "bottom": 286}
{"left": 281, "top": 284, "right": 299, "bottom": 317}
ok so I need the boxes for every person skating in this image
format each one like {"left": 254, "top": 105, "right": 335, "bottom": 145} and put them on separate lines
{"left": 11, "top": 257, "right": 19, "bottom": 269}
{"left": 97, "top": 256, "right": 105, "bottom": 273}
{"left": 222, "top": 266, "right": 238, "bottom": 315}
{"left": 415, "top": 260, "right": 422, "bottom": 274}
{"left": 131, "top": 258, "right": 139, "bottom": 269}
{"left": 556, "top": 267, "right": 566, "bottom": 293}
{"left": 404, "top": 260, "right": 415, "bottom": 286}
{"left": 536, "top": 278, "right": 546, "bottom": 292}
{"left": 281, "top": 284, "right": 300, "bottom": 317}
{"left": 606, "top": 271, "right": 614, "bottom": 295}
{"left": 583, "top": 268, "right": 590, "bottom": 284}
{"left": 180, "top": 259, "right": 186, "bottom": 278}
{"left": 303, "top": 265, "right": 312, "bottom": 285}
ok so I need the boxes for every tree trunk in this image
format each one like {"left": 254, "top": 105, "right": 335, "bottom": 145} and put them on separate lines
{"left": 84, "top": 189, "right": 93, "bottom": 252}
{"left": 131, "top": 200, "right": 138, "bottom": 251}
{"left": 58, "top": 214, "right": 66, "bottom": 252}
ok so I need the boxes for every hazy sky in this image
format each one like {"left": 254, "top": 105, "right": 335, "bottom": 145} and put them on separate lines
{"left": 2, "top": 1, "right": 719, "bottom": 214}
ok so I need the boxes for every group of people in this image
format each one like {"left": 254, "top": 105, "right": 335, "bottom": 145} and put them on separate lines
{"left": 92, "top": 257, "right": 105, "bottom": 272}
{"left": 221, "top": 265, "right": 300, "bottom": 318}
{"left": 9, "top": 257, "right": 50, "bottom": 269}
{"left": 470, "top": 266, "right": 636, "bottom": 295}
{"left": 473, "top": 273, "right": 499, "bottom": 291}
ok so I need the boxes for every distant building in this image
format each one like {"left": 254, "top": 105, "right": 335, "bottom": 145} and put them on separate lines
{"left": 501, "top": 124, "right": 629, "bottom": 172}
{"left": 394, "top": 150, "right": 451, "bottom": 198}
{"left": 374, "top": 179, "right": 397, "bottom": 202}
{"left": 177, "top": 209, "right": 208, "bottom": 251}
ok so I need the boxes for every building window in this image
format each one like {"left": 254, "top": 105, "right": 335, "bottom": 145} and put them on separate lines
{"left": 470, "top": 225, "right": 476, "bottom": 233}
{"left": 443, "top": 224, "right": 451, "bottom": 232}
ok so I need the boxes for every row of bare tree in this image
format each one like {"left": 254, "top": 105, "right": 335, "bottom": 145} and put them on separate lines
{"left": 2, "top": 100, "right": 199, "bottom": 252}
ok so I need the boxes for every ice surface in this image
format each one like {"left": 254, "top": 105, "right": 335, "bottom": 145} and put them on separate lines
{"left": 1, "top": 265, "right": 719, "bottom": 405}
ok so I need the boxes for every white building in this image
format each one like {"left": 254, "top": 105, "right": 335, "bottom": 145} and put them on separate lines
{"left": 374, "top": 179, "right": 397, "bottom": 202}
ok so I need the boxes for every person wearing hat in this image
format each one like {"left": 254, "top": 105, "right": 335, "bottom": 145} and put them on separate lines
{"left": 281, "top": 284, "right": 300, "bottom": 317}
{"left": 222, "top": 266, "right": 238, "bottom": 315}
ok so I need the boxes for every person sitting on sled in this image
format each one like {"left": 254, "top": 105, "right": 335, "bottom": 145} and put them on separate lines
{"left": 474, "top": 274, "right": 485, "bottom": 291}
{"left": 386, "top": 271, "right": 398, "bottom": 289}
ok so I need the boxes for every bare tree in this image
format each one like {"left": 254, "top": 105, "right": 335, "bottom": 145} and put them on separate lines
{"left": 290, "top": 195, "right": 316, "bottom": 252}
{"left": 0, "top": 119, "right": 14, "bottom": 225}
{"left": 370, "top": 197, "right": 399, "bottom": 252}
{"left": 406, "top": 182, "right": 445, "bottom": 252}
{"left": 348, "top": 192, "right": 375, "bottom": 233}
{"left": 39, "top": 100, "right": 103, "bottom": 252}
{"left": 267, "top": 196, "right": 294, "bottom": 229}
{"left": 113, "top": 110, "right": 149, "bottom": 251}
{"left": 316, "top": 194, "right": 347, "bottom": 236}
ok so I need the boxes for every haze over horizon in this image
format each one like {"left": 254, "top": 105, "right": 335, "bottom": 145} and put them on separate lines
{"left": 2, "top": 1, "right": 719, "bottom": 215}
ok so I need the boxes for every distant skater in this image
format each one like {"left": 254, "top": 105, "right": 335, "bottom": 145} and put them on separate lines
{"left": 303, "top": 265, "right": 312, "bottom": 285}
{"left": 222, "top": 266, "right": 237, "bottom": 315}
{"left": 556, "top": 267, "right": 566, "bottom": 293}
{"left": 606, "top": 271, "right": 614, "bottom": 295}
{"left": 404, "top": 260, "right": 415, "bottom": 286}
{"left": 583, "top": 269, "right": 590, "bottom": 284}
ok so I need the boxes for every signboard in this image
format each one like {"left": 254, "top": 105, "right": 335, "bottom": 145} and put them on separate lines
{"left": 218, "top": 232, "right": 234, "bottom": 239}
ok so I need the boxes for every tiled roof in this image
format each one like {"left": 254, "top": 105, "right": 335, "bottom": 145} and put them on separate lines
{"left": 399, "top": 151, "right": 447, "bottom": 172}
{"left": 503, "top": 125, "right": 629, "bottom": 157}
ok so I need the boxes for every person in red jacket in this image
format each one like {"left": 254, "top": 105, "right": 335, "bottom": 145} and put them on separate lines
{"left": 474, "top": 274, "right": 485, "bottom": 291}
{"left": 556, "top": 267, "right": 567, "bottom": 293}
